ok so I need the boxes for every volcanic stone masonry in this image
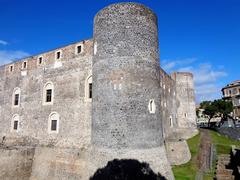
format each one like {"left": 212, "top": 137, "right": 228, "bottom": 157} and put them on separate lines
{"left": 0, "top": 2, "right": 197, "bottom": 180}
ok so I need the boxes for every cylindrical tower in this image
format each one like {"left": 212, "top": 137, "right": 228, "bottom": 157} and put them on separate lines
{"left": 92, "top": 3, "right": 162, "bottom": 149}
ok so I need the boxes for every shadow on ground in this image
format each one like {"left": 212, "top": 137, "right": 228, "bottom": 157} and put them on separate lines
{"left": 90, "top": 159, "right": 166, "bottom": 180}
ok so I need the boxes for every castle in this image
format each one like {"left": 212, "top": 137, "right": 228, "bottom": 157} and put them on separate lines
{"left": 0, "top": 3, "right": 197, "bottom": 180}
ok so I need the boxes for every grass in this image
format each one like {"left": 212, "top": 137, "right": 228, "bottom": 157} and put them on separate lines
{"left": 210, "top": 130, "right": 240, "bottom": 155}
{"left": 172, "top": 129, "right": 240, "bottom": 180}
{"left": 205, "top": 130, "right": 240, "bottom": 180}
{"left": 172, "top": 133, "right": 200, "bottom": 180}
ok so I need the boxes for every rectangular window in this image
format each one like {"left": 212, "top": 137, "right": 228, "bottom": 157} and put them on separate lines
{"left": 77, "top": 45, "right": 82, "bottom": 54}
{"left": 10, "top": 65, "right": 13, "bottom": 72}
{"left": 14, "top": 94, "right": 19, "bottom": 106}
{"left": 13, "top": 121, "right": 18, "bottom": 130}
{"left": 51, "top": 120, "right": 57, "bottom": 131}
{"left": 38, "top": 57, "right": 42, "bottom": 64}
{"left": 56, "top": 51, "right": 61, "bottom": 59}
{"left": 46, "top": 89, "right": 52, "bottom": 102}
{"left": 23, "top": 61, "right": 27, "bottom": 69}
{"left": 89, "top": 83, "right": 92, "bottom": 99}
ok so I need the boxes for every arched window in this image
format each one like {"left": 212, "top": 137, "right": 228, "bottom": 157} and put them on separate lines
{"left": 85, "top": 75, "right": 92, "bottom": 101}
{"left": 11, "top": 114, "right": 20, "bottom": 132}
{"left": 48, "top": 112, "right": 59, "bottom": 133}
{"left": 13, "top": 87, "right": 20, "bottom": 107}
{"left": 43, "top": 82, "right": 54, "bottom": 105}
{"left": 148, "top": 99, "right": 156, "bottom": 114}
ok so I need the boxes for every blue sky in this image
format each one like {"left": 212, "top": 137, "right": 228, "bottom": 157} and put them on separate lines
{"left": 0, "top": 0, "right": 239, "bottom": 103}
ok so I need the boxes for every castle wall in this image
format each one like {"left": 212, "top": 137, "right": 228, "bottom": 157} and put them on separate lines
{"left": 0, "top": 2, "right": 198, "bottom": 180}
{"left": 0, "top": 67, "right": 4, "bottom": 125}
{"left": 160, "top": 68, "right": 177, "bottom": 139}
{"left": 0, "top": 40, "right": 93, "bottom": 148}
{"left": 30, "top": 147, "right": 89, "bottom": 180}
{"left": 0, "top": 146, "right": 35, "bottom": 180}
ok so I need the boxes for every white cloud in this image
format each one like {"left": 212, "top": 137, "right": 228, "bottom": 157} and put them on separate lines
{"left": 162, "top": 58, "right": 227, "bottom": 103}
{"left": 161, "top": 58, "right": 196, "bottom": 71}
{"left": 0, "top": 40, "right": 8, "bottom": 45}
{"left": 0, "top": 50, "right": 30, "bottom": 66}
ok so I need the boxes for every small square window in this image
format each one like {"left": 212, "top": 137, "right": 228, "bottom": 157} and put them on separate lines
{"left": 51, "top": 120, "right": 57, "bottom": 131}
{"left": 46, "top": 89, "right": 52, "bottom": 102}
{"left": 10, "top": 65, "right": 13, "bottom": 72}
{"left": 13, "top": 120, "right": 18, "bottom": 130}
{"left": 56, "top": 51, "right": 61, "bottom": 59}
{"left": 38, "top": 57, "right": 43, "bottom": 64}
{"left": 14, "top": 94, "right": 19, "bottom": 106}
{"left": 23, "top": 61, "right": 27, "bottom": 69}
{"left": 77, "top": 45, "right": 82, "bottom": 54}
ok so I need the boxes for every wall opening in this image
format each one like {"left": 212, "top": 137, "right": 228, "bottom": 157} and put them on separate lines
{"left": 38, "top": 56, "right": 43, "bottom": 65}
{"left": 89, "top": 83, "right": 92, "bottom": 98}
{"left": 43, "top": 82, "right": 54, "bottom": 105}
{"left": 85, "top": 75, "right": 92, "bottom": 101}
{"left": 48, "top": 112, "right": 59, "bottom": 133}
{"left": 76, "top": 44, "right": 83, "bottom": 54}
{"left": 55, "top": 50, "right": 62, "bottom": 60}
{"left": 148, "top": 99, "right": 156, "bottom": 114}
{"left": 9, "top": 65, "right": 14, "bottom": 72}
{"left": 22, "top": 61, "right": 27, "bottom": 69}
{"left": 13, "top": 88, "right": 20, "bottom": 107}
{"left": 11, "top": 114, "right": 20, "bottom": 132}
{"left": 170, "top": 116, "right": 173, "bottom": 127}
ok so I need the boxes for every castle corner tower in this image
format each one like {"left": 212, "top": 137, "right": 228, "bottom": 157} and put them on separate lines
{"left": 91, "top": 2, "right": 173, "bottom": 179}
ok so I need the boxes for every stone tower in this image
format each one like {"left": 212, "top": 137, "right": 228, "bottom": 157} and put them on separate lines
{"left": 91, "top": 2, "right": 173, "bottom": 179}
{"left": 171, "top": 72, "right": 197, "bottom": 129}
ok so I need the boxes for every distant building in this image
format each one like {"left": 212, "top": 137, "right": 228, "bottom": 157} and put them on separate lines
{"left": 222, "top": 80, "right": 240, "bottom": 119}
{"left": 196, "top": 108, "right": 221, "bottom": 126}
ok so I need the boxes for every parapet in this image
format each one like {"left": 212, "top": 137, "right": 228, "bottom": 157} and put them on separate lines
{"left": 1, "top": 39, "right": 93, "bottom": 77}
{"left": 171, "top": 72, "right": 193, "bottom": 80}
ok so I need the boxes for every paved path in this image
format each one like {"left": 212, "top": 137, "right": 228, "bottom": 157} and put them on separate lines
{"left": 198, "top": 129, "right": 212, "bottom": 172}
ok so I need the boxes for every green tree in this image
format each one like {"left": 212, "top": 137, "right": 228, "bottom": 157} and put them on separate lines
{"left": 214, "top": 99, "right": 233, "bottom": 121}
{"left": 200, "top": 99, "right": 233, "bottom": 127}
{"left": 203, "top": 102, "right": 218, "bottom": 126}
{"left": 200, "top": 101, "right": 211, "bottom": 109}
